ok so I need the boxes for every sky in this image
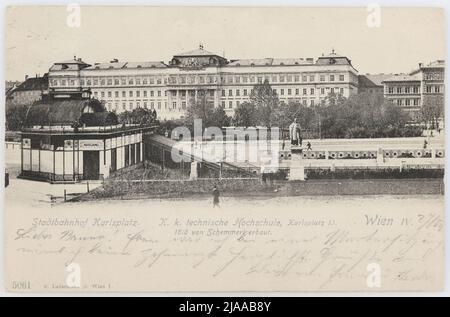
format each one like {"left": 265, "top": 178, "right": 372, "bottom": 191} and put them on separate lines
{"left": 4, "top": 6, "right": 446, "bottom": 81}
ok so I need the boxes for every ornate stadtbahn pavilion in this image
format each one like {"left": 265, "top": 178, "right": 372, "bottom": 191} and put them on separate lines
{"left": 47, "top": 45, "right": 360, "bottom": 120}
{"left": 19, "top": 90, "right": 156, "bottom": 182}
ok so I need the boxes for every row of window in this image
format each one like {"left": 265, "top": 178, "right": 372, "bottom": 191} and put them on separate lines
{"left": 220, "top": 98, "right": 319, "bottom": 109}
{"left": 167, "top": 73, "right": 347, "bottom": 85}
{"left": 93, "top": 90, "right": 166, "bottom": 99}
{"left": 106, "top": 100, "right": 191, "bottom": 112}
{"left": 386, "top": 86, "right": 420, "bottom": 94}
{"left": 425, "top": 85, "right": 443, "bottom": 93}
{"left": 222, "top": 87, "right": 345, "bottom": 97}
{"left": 107, "top": 100, "right": 165, "bottom": 112}
{"left": 50, "top": 73, "right": 348, "bottom": 87}
{"left": 94, "top": 86, "right": 346, "bottom": 100}
{"left": 386, "top": 85, "right": 443, "bottom": 94}
{"left": 394, "top": 99, "right": 421, "bottom": 106}
{"left": 105, "top": 96, "right": 328, "bottom": 113}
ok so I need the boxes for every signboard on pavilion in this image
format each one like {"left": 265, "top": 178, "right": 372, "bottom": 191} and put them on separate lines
{"left": 79, "top": 140, "right": 104, "bottom": 151}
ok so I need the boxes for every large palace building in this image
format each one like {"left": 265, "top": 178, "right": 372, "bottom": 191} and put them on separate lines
{"left": 47, "top": 45, "right": 359, "bottom": 120}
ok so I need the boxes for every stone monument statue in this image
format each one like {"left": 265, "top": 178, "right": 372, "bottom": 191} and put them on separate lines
{"left": 288, "top": 118, "right": 305, "bottom": 180}
{"left": 289, "top": 118, "right": 302, "bottom": 146}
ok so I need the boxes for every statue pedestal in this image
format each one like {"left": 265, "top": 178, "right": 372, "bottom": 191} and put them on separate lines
{"left": 289, "top": 152, "right": 305, "bottom": 181}
{"left": 291, "top": 145, "right": 303, "bottom": 155}
{"left": 190, "top": 161, "right": 198, "bottom": 180}
{"left": 376, "top": 148, "right": 384, "bottom": 165}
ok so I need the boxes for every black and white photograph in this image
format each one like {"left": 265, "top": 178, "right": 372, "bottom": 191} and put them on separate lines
{"left": 1, "top": 4, "right": 447, "bottom": 295}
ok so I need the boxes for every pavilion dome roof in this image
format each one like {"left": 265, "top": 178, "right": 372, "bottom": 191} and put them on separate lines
{"left": 23, "top": 98, "right": 116, "bottom": 127}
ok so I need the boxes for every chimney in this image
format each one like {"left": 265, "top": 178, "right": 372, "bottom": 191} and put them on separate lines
{"left": 25, "top": 75, "right": 28, "bottom": 80}
{"left": 77, "top": 58, "right": 82, "bottom": 62}
{"left": 419, "top": 63, "right": 423, "bottom": 68}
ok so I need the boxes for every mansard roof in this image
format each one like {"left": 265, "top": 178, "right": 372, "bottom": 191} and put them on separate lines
{"left": 316, "top": 51, "right": 353, "bottom": 66}
{"left": 227, "top": 58, "right": 314, "bottom": 67}
{"left": 50, "top": 57, "right": 91, "bottom": 71}
{"left": 14, "top": 74, "right": 48, "bottom": 92}
{"left": 174, "top": 47, "right": 221, "bottom": 57}
{"left": 84, "top": 61, "right": 167, "bottom": 70}
{"left": 382, "top": 74, "right": 421, "bottom": 83}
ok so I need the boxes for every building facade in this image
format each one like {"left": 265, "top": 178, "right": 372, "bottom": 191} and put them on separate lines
{"left": 382, "top": 60, "right": 445, "bottom": 117}
{"left": 47, "top": 47, "right": 360, "bottom": 120}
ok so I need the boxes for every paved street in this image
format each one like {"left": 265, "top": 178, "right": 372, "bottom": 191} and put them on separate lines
{"left": 5, "top": 178, "right": 103, "bottom": 206}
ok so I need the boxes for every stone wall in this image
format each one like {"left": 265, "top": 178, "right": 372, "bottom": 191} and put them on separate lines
{"left": 82, "top": 177, "right": 444, "bottom": 201}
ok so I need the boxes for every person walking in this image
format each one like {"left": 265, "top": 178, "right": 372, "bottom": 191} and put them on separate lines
{"left": 306, "top": 141, "right": 312, "bottom": 151}
{"left": 212, "top": 185, "right": 220, "bottom": 208}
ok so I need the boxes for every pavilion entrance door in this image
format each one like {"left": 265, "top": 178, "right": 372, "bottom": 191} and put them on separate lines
{"left": 83, "top": 151, "right": 100, "bottom": 180}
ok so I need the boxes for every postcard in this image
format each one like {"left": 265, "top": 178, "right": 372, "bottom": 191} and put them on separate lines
{"left": 3, "top": 5, "right": 445, "bottom": 292}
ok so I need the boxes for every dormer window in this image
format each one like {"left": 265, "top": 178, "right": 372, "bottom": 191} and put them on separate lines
{"left": 137, "top": 65, "right": 142, "bottom": 68}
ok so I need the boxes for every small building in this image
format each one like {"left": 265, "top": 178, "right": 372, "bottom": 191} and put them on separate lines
{"left": 20, "top": 97, "right": 156, "bottom": 182}
{"left": 382, "top": 60, "right": 445, "bottom": 119}
{"left": 6, "top": 74, "right": 49, "bottom": 106}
